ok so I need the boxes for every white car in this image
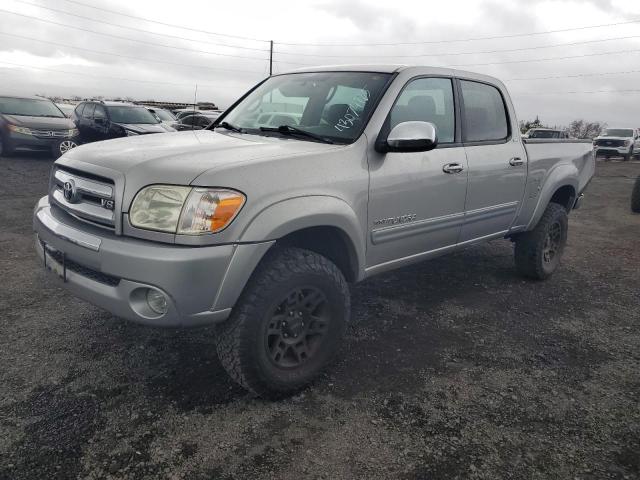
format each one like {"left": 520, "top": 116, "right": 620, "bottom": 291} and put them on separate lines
{"left": 522, "top": 128, "right": 569, "bottom": 139}
{"left": 593, "top": 128, "right": 640, "bottom": 161}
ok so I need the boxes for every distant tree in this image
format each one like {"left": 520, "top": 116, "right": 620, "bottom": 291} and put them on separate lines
{"left": 71, "top": 95, "right": 82, "bottom": 101}
{"left": 566, "top": 120, "right": 605, "bottom": 139}
{"left": 519, "top": 115, "right": 544, "bottom": 133}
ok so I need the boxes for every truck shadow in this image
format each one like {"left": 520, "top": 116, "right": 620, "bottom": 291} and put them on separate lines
{"left": 97, "top": 241, "right": 528, "bottom": 410}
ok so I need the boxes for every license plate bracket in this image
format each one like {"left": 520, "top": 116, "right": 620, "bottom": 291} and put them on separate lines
{"left": 43, "top": 242, "right": 67, "bottom": 282}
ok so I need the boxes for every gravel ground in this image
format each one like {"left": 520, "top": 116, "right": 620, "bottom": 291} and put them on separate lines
{"left": 0, "top": 153, "right": 639, "bottom": 480}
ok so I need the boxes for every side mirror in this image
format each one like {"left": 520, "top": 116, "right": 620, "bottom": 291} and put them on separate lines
{"left": 377, "top": 121, "right": 438, "bottom": 153}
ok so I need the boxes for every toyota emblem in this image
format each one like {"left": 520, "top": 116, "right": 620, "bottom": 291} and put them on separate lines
{"left": 63, "top": 180, "right": 78, "bottom": 203}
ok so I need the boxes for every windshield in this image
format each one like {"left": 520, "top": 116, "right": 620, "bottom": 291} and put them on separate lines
{"left": 529, "top": 129, "right": 560, "bottom": 138}
{"left": 0, "top": 97, "right": 65, "bottom": 118}
{"left": 222, "top": 71, "right": 393, "bottom": 144}
{"left": 152, "top": 109, "right": 176, "bottom": 121}
{"left": 106, "top": 106, "right": 160, "bottom": 124}
{"left": 603, "top": 128, "right": 633, "bottom": 137}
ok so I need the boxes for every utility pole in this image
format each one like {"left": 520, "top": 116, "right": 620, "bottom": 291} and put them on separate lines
{"left": 269, "top": 40, "right": 273, "bottom": 76}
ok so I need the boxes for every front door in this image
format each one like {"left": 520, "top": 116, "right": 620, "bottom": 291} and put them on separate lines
{"left": 457, "top": 79, "right": 527, "bottom": 243}
{"left": 366, "top": 77, "right": 468, "bottom": 269}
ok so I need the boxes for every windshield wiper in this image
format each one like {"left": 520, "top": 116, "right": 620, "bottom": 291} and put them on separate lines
{"left": 259, "top": 125, "right": 334, "bottom": 144}
{"left": 216, "top": 121, "right": 245, "bottom": 133}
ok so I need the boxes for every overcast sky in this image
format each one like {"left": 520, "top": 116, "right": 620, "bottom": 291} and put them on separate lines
{"left": 0, "top": 0, "right": 639, "bottom": 126}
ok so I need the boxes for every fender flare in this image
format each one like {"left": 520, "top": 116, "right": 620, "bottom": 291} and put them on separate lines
{"left": 212, "top": 196, "right": 366, "bottom": 312}
{"left": 526, "top": 163, "right": 579, "bottom": 230}
{"left": 239, "top": 195, "right": 365, "bottom": 270}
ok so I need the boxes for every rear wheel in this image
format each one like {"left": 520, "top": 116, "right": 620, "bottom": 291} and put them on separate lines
{"left": 514, "top": 203, "right": 568, "bottom": 280}
{"left": 631, "top": 176, "right": 640, "bottom": 213}
{"left": 215, "top": 247, "right": 350, "bottom": 398}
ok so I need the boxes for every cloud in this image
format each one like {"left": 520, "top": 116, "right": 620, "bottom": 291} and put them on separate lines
{"left": 0, "top": 0, "right": 638, "bottom": 124}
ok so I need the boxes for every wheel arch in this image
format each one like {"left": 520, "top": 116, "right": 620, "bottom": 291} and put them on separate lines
{"left": 526, "top": 164, "right": 579, "bottom": 230}
{"left": 239, "top": 196, "right": 365, "bottom": 280}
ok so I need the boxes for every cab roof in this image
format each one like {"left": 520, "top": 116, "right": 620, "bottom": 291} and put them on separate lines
{"left": 284, "top": 64, "right": 504, "bottom": 88}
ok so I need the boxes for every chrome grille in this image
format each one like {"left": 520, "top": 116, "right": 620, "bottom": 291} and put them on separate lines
{"left": 595, "top": 139, "right": 625, "bottom": 147}
{"left": 32, "top": 129, "right": 72, "bottom": 139}
{"left": 51, "top": 167, "right": 116, "bottom": 228}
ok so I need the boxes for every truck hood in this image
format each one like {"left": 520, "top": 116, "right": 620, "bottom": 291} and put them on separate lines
{"left": 595, "top": 136, "right": 632, "bottom": 141}
{"left": 58, "top": 129, "right": 341, "bottom": 187}
{"left": 2, "top": 114, "right": 75, "bottom": 130}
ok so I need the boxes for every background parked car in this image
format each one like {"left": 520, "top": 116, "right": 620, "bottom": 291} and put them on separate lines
{"left": 144, "top": 107, "right": 177, "bottom": 128}
{"left": 171, "top": 112, "right": 218, "bottom": 131}
{"left": 0, "top": 95, "right": 79, "bottom": 158}
{"left": 72, "top": 101, "right": 175, "bottom": 144}
{"left": 593, "top": 127, "right": 640, "bottom": 161}
{"left": 522, "top": 128, "right": 570, "bottom": 139}
{"left": 174, "top": 108, "right": 222, "bottom": 120}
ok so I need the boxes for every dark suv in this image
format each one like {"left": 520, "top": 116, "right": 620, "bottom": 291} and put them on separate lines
{"left": 0, "top": 95, "right": 79, "bottom": 158}
{"left": 72, "top": 101, "right": 175, "bottom": 144}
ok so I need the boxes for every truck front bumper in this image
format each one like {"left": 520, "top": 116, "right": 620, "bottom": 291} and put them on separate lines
{"left": 33, "top": 196, "right": 273, "bottom": 327}
{"left": 594, "top": 146, "right": 631, "bottom": 156}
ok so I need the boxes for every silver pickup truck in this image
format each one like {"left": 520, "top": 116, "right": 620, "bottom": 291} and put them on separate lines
{"left": 34, "top": 65, "right": 594, "bottom": 396}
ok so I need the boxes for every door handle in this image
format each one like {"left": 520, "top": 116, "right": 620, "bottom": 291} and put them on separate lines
{"left": 443, "top": 163, "right": 464, "bottom": 174}
{"left": 509, "top": 157, "right": 524, "bottom": 166}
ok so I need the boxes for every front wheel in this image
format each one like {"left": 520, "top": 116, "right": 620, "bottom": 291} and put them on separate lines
{"left": 623, "top": 148, "right": 632, "bottom": 161}
{"left": 52, "top": 139, "right": 78, "bottom": 158}
{"left": 514, "top": 203, "right": 568, "bottom": 280}
{"left": 215, "top": 247, "right": 350, "bottom": 398}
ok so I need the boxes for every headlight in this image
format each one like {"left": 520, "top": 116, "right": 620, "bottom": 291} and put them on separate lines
{"left": 68, "top": 128, "right": 79, "bottom": 137}
{"left": 8, "top": 124, "right": 32, "bottom": 135}
{"left": 129, "top": 185, "right": 245, "bottom": 234}
{"left": 126, "top": 130, "right": 139, "bottom": 136}
{"left": 624, "top": 139, "right": 632, "bottom": 146}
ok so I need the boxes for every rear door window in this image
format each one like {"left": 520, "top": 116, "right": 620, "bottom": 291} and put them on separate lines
{"left": 93, "top": 105, "right": 107, "bottom": 120}
{"left": 460, "top": 80, "right": 509, "bottom": 143}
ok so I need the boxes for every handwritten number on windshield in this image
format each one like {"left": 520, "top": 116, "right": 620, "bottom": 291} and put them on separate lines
{"left": 334, "top": 90, "right": 370, "bottom": 132}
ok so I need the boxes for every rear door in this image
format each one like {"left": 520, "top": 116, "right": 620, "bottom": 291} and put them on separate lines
{"left": 458, "top": 79, "right": 527, "bottom": 243}
{"left": 366, "top": 76, "right": 468, "bottom": 268}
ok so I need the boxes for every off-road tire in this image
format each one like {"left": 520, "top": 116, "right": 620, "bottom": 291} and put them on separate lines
{"left": 514, "top": 202, "right": 568, "bottom": 280}
{"left": 631, "top": 175, "right": 640, "bottom": 213}
{"left": 215, "top": 247, "right": 350, "bottom": 398}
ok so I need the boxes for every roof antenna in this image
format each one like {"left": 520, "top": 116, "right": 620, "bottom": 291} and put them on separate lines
{"left": 193, "top": 83, "right": 198, "bottom": 111}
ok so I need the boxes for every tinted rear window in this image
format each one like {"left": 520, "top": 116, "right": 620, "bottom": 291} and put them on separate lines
{"left": 460, "top": 80, "right": 509, "bottom": 142}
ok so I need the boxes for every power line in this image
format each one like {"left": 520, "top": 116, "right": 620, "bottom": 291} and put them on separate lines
{"left": 274, "top": 47, "right": 640, "bottom": 69}
{"left": 447, "top": 47, "right": 640, "bottom": 67}
{"left": 514, "top": 88, "right": 640, "bottom": 96}
{"left": 0, "top": 8, "right": 269, "bottom": 61}
{"left": 0, "top": 31, "right": 265, "bottom": 74}
{"left": 273, "top": 34, "right": 640, "bottom": 59}
{"left": 10, "top": 0, "right": 270, "bottom": 53}
{"left": 0, "top": 60, "right": 252, "bottom": 89}
{"left": 506, "top": 69, "right": 640, "bottom": 81}
{"left": 57, "top": 0, "right": 268, "bottom": 43}
{"left": 276, "top": 18, "right": 640, "bottom": 47}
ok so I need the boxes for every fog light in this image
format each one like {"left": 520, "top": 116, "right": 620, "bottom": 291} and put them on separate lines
{"left": 146, "top": 289, "right": 168, "bottom": 315}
